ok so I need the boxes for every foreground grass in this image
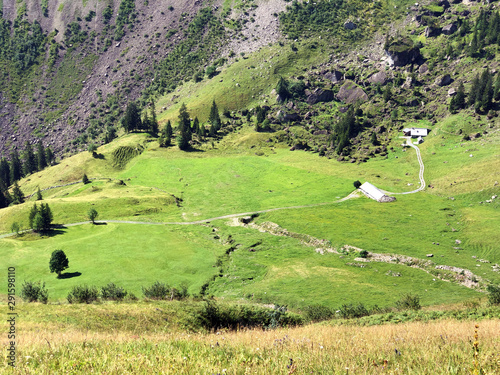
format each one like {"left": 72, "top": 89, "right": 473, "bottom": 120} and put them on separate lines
{"left": 1, "top": 301, "right": 499, "bottom": 374}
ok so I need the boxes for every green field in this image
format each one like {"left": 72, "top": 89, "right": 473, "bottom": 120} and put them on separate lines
{"left": 1, "top": 116, "right": 499, "bottom": 308}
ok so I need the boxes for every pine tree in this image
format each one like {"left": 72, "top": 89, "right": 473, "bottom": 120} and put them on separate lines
{"left": 192, "top": 117, "right": 200, "bottom": 134}
{"left": 468, "top": 74, "right": 480, "bottom": 107}
{"left": 149, "top": 100, "right": 159, "bottom": 136}
{"left": 0, "top": 189, "right": 9, "bottom": 209}
{"left": 383, "top": 84, "right": 392, "bottom": 103}
{"left": 12, "top": 182, "right": 24, "bottom": 204}
{"left": 494, "top": 73, "right": 500, "bottom": 101}
{"left": 36, "top": 187, "right": 43, "bottom": 201}
{"left": 479, "top": 69, "right": 493, "bottom": 112}
{"left": 10, "top": 151, "right": 24, "bottom": 183}
{"left": 23, "top": 142, "right": 37, "bottom": 175}
{"left": 40, "top": 203, "right": 53, "bottom": 230}
{"left": 177, "top": 103, "right": 191, "bottom": 150}
{"left": 36, "top": 141, "right": 47, "bottom": 171}
{"left": 29, "top": 203, "right": 38, "bottom": 229}
{"left": 45, "top": 147, "right": 54, "bottom": 166}
{"left": 0, "top": 157, "right": 10, "bottom": 188}
{"left": 276, "top": 77, "right": 290, "bottom": 100}
{"left": 208, "top": 100, "right": 221, "bottom": 132}
{"left": 121, "top": 102, "right": 142, "bottom": 132}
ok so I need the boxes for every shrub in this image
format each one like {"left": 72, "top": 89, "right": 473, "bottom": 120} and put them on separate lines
{"left": 67, "top": 285, "right": 99, "bottom": 304}
{"left": 396, "top": 293, "right": 421, "bottom": 311}
{"left": 142, "top": 281, "right": 170, "bottom": 299}
{"left": 82, "top": 174, "right": 90, "bottom": 184}
{"left": 486, "top": 284, "right": 500, "bottom": 305}
{"left": 20, "top": 281, "right": 48, "bottom": 303}
{"left": 359, "top": 250, "right": 369, "bottom": 258}
{"left": 353, "top": 180, "right": 362, "bottom": 189}
{"left": 339, "top": 303, "right": 370, "bottom": 319}
{"left": 101, "top": 283, "right": 128, "bottom": 301}
{"left": 303, "top": 304, "right": 335, "bottom": 322}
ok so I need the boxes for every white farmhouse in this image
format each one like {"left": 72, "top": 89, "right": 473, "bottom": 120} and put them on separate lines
{"left": 403, "top": 127, "right": 429, "bottom": 138}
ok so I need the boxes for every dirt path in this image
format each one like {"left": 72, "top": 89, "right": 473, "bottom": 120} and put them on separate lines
{"left": 382, "top": 137, "right": 426, "bottom": 195}
{"left": 0, "top": 191, "right": 362, "bottom": 238}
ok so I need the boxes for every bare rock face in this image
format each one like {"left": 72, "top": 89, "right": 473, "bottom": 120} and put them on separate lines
{"left": 324, "top": 70, "right": 343, "bottom": 83}
{"left": 368, "top": 71, "right": 388, "bottom": 85}
{"left": 385, "top": 37, "right": 422, "bottom": 67}
{"left": 435, "top": 74, "right": 452, "bottom": 86}
{"left": 442, "top": 23, "right": 458, "bottom": 35}
{"left": 306, "top": 88, "right": 334, "bottom": 104}
{"left": 336, "top": 80, "right": 369, "bottom": 104}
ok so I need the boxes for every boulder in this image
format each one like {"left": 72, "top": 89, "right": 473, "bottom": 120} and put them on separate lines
{"left": 368, "top": 71, "right": 388, "bottom": 85}
{"left": 435, "top": 74, "right": 452, "bottom": 86}
{"left": 324, "top": 70, "right": 343, "bottom": 83}
{"left": 277, "top": 110, "right": 301, "bottom": 122}
{"left": 425, "top": 26, "right": 441, "bottom": 37}
{"left": 306, "top": 88, "right": 334, "bottom": 104}
{"left": 419, "top": 64, "right": 429, "bottom": 75}
{"left": 344, "top": 21, "right": 357, "bottom": 30}
{"left": 385, "top": 37, "right": 422, "bottom": 67}
{"left": 442, "top": 23, "right": 458, "bottom": 35}
{"left": 336, "top": 80, "right": 369, "bottom": 104}
{"left": 448, "top": 88, "right": 457, "bottom": 96}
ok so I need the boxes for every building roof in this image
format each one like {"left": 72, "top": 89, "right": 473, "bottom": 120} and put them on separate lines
{"left": 403, "top": 127, "right": 429, "bottom": 136}
{"left": 359, "top": 182, "right": 386, "bottom": 201}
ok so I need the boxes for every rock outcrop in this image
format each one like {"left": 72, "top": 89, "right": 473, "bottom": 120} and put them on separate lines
{"left": 336, "top": 80, "right": 369, "bottom": 104}
{"left": 306, "top": 88, "right": 334, "bottom": 104}
{"left": 368, "top": 71, "right": 388, "bottom": 85}
{"left": 385, "top": 37, "right": 422, "bottom": 67}
{"left": 324, "top": 70, "right": 343, "bottom": 83}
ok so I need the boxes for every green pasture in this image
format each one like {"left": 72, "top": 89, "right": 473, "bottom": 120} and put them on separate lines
{"left": 0, "top": 223, "right": 225, "bottom": 300}
{"left": 207, "top": 223, "right": 481, "bottom": 309}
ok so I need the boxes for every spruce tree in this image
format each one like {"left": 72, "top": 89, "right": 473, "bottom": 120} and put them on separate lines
{"left": 456, "top": 82, "right": 466, "bottom": 110}
{"left": 36, "top": 187, "right": 43, "bottom": 201}
{"left": 36, "top": 141, "right": 47, "bottom": 171}
{"left": 10, "top": 151, "right": 23, "bottom": 182}
{"left": 149, "top": 100, "right": 159, "bottom": 136}
{"left": 192, "top": 117, "right": 200, "bottom": 134}
{"left": 40, "top": 203, "right": 53, "bottom": 230}
{"left": 29, "top": 203, "right": 38, "bottom": 229}
{"left": 121, "top": 102, "right": 142, "bottom": 132}
{"left": 45, "top": 147, "right": 54, "bottom": 166}
{"left": 198, "top": 124, "right": 206, "bottom": 138}
{"left": 208, "top": 100, "right": 221, "bottom": 132}
{"left": 276, "top": 77, "right": 290, "bottom": 100}
{"left": 177, "top": 103, "right": 192, "bottom": 150}
{"left": 494, "top": 72, "right": 500, "bottom": 101}
{"left": 165, "top": 120, "right": 173, "bottom": 138}
{"left": 0, "top": 189, "right": 9, "bottom": 209}
{"left": 383, "top": 84, "right": 392, "bottom": 103}
{"left": 12, "top": 182, "right": 24, "bottom": 204}
{"left": 0, "top": 158, "right": 10, "bottom": 188}
{"left": 468, "top": 74, "right": 480, "bottom": 107}
{"left": 23, "top": 142, "right": 37, "bottom": 175}
{"left": 468, "top": 29, "right": 478, "bottom": 57}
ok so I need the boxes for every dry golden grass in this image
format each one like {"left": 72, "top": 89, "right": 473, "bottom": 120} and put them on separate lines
{"left": 4, "top": 318, "right": 499, "bottom": 374}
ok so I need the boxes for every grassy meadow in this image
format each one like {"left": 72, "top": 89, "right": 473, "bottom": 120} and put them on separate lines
{"left": 1, "top": 300, "right": 499, "bottom": 374}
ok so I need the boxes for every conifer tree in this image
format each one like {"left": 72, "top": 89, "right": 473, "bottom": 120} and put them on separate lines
{"left": 0, "top": 157, "right": 10, "bottom": 188}
{"left": 198, "top": 124, "right": 206, "bottom": 138}
{"left": 450, "top": 82, "right": 466, "bottom": 113}
{"left": 276, "top": 77, "right": 290, "bottom": 100}
{"left": 40, "top": 203, "right": 53, "bottom": 230}
{"left": 45, "top": 147, "right": 54, "bottom": 166}
{"left": 36, "top": 141, "right": 47, "bottom": 171}
{"left": 468, "top": 74, "right": 480, "bottom": 107}
{"left": 10, "top": 151, "right": 23, "bottom": 182}
{"left": 121, "top": 102, "right": 142, "bottom": 132}
{"left": 494, "top": 73, "right": 500, "bottom": 101}
{"left": 177, "top": 103, "right": 191, "bottom": 150}
{"left": 12, "top": 182, "right": 24, "bottom": 204}
{"left": 23, "top": 142, "right": 37, "bottom": 175}
{"left": 192, "top": 117, "right": 200, "bottom": 134}
{"left": 165, "top": 120, "right": 173, "bottom": 138}
{"left": 479, "top": 69, "right": 493, "bottom": 112}
{"left": 0, "top": 189, "right": 9, "bottom": 209}
{"left": 208, "top": 100, "right": 221, "bottom": 132}
{"left": 149, "top": 100, "right": 159, "bottom": 136}
{"left": 468, "top": 29, "right": 478, "bottom": 57}
{"left": 36, "top": 187, "right": 43, "bottom": 201}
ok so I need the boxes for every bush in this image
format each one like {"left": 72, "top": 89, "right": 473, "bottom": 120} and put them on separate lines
{"left": 395, "top": 293, "right": 421, "bottom": 311}
{"left": 82, "top": 173, "right": 90, "bottom": 184}
{"left": 339, "top": 303, "right": 370, "bottom": 319}
{"left": 20, "top": 281, "right": 48, "bottom": 303}
{"left": 67, "top": 285, "right": 99, "bottom": 304}
{"left": 101, "top": 283, "right": 128, "bottom": 301}
{"left": 359, "top": 250, "right": 369, "bottom": 258}
{"left": 142, "top": 281, "right": 170, "bottom": 299}
{"left": 353, "top": 180, "right": 362, "bottom": 189}
{"left": 486, "top": 284, "right": 500, "bottom": 305}
{"left": 303, "top": 304, "right": 335, "bottom": 322}
{"left": 196, "top": 300, "right": 302, "bottom": 331}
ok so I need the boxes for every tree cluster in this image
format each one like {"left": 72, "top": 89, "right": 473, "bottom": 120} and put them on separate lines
{"left": 29, "top": 203, "right": 53, "bottom": 232}
{"left": 0, "top": 142, "right": 53, "bottom": 208}
{"left": 121, "top": 101, "right": 159, "bottom": 135}
{"left": 468, "top": 69, "right": 494, "bottom": 113}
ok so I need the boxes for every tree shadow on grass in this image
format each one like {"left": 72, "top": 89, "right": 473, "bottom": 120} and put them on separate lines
{"left": 93, "top": 222, "right": 108, "bottom": 226}
{"left": 40, "top": 229, "right": 66, "bottom": 238}
{"left": 58, "top": 272, "right": 82, "bottom": 279}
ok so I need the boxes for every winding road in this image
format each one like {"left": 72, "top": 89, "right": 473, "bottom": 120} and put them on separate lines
{"left": 381, "top": 137, "right": 426, "bottom": 195}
